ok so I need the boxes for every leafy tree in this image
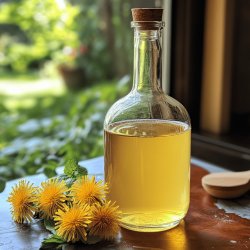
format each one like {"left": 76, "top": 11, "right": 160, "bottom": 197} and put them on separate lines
{"left": 0, "top": 0, "right": 79, "bottom": 72}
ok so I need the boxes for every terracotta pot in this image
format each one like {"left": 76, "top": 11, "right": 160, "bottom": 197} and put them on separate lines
{"left": 58, "top": 65, "right": 86, "bottom": 90}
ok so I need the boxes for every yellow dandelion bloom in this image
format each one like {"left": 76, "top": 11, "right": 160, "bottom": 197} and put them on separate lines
{"left": 71, "top": 176, "right": 107, "bottom": 205}
{"left": 89, "top": 201, "right": 121, "bottom": 240}
{"left": 8, "top": 180, "right": 37, "bottom": 223}
{"left": 36, "top": 178, "right": 68, "bottom": 219}
{"left": 54, "top": 204, "right": 91, "bottom": 242}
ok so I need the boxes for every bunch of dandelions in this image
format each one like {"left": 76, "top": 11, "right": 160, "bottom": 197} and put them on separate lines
{"left": 7, "top": 160, "right": 121, "bottom": 246}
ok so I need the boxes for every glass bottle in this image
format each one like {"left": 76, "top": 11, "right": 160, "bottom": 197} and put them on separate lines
{"left": 104, "top": 8, "right": 191, "bottom": 232}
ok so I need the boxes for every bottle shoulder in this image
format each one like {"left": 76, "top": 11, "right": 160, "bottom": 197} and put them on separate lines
{"left": 104, "top": 91, "right": 190, "bottom": 128}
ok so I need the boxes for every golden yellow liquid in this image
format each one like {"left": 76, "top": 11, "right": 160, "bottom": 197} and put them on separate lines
{"left": 104, "top": 119, "right": 191, "bottom": 232}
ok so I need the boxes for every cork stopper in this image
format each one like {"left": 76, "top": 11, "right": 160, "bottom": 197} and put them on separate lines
{"left": 131, "top": 8, "right": 163, "bottom": 22}
{"left": 131, "top": 8, "right": 163, "bottom": 30}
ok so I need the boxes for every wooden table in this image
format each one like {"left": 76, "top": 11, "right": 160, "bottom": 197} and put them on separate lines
{"left": 0, "top": 157, "right": 249, "bottom": 250}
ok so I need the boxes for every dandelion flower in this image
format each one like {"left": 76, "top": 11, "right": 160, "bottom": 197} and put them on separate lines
{"left": 71, "top": 176, "right": 107, "bottom": 205}
{"left": 89, "top": 201, "right": 121, "bottom": 240}
{"left": 54, "top": 204, "right": 91, "bottom": 242}
{"left": 8, "top": 180, "right": 37, "bottom": 223}
{"left": 36, "top": 178, "right": 68, "bottom": 219}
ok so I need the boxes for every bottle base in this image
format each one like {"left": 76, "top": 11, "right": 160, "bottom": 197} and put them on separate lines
{"left": 120, "top": 219, "right": 181, "bottom": 232}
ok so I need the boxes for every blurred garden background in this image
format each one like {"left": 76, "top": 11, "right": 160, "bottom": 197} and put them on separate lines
{"left": 0, "top": 0, "right": 159, "bottom": 185}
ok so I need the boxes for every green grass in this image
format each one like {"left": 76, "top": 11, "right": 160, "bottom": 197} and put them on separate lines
{"left": 0, "top": 70, "right": 41, "bottom": 81}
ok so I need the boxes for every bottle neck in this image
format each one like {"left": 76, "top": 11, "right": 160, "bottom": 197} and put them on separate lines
{"left": 132, "top": 29, "right": 162, "bottom": 93}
